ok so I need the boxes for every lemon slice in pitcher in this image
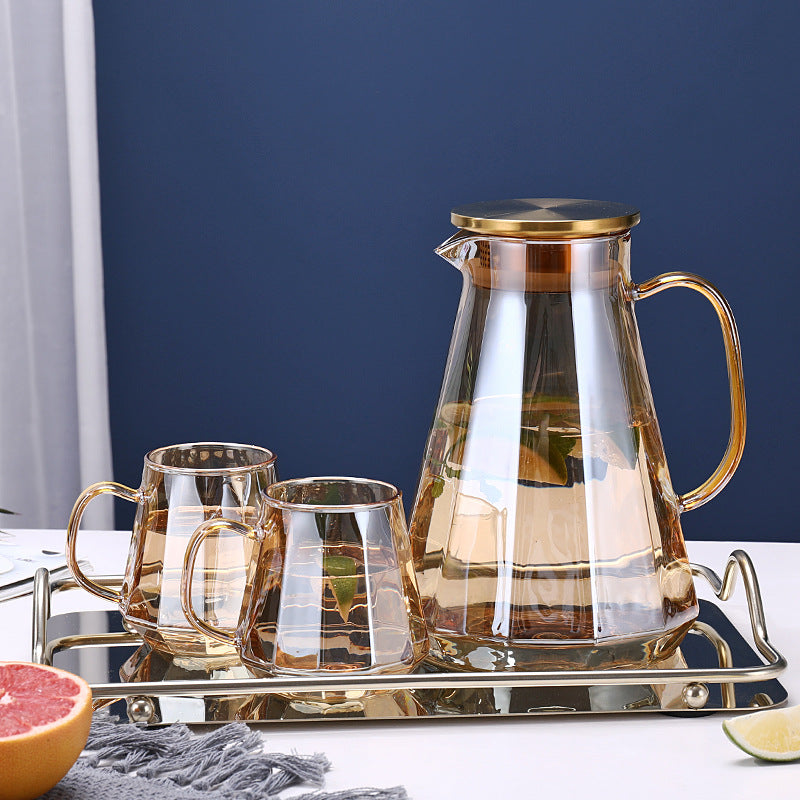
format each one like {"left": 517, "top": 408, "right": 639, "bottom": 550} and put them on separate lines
{"left": 722, "top": 705, "right": 800, "bottom": 761}
{"left": 518, "top": 442, "right": 568, "bottom": 485}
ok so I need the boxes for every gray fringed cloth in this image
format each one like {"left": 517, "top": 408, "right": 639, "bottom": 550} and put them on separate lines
{"left": 43, "top": 714, "right": 407, "bottom": 800}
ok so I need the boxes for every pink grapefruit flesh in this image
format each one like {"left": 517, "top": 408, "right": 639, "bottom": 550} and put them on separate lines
{"left": 0, "top": 661, "right": 92, "bottom": 800}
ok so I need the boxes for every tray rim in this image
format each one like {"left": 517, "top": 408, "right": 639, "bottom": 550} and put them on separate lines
{"left": 31, "top": 549, "right": 787, "bottom": 703}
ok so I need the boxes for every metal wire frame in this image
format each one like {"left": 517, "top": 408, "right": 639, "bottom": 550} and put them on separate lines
{"left": 31, "top": 549, "right": 785, "bottom": 701}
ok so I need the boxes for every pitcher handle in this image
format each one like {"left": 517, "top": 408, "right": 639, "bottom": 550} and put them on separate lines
{"left": 633, "top": 272, "right": 746, "bottom": 512}
{"left": 180, "top": 518, "right": 257, "bottom": 646}
{"left": 66, "top": 481, "right": 140, "bottom": 602}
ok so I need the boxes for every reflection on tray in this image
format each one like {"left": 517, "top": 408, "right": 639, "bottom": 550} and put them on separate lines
{"left": 117, "top": 642, "right": 431, "bottom": 721}
{"left": 112, "top": 641, "right": 691, "bottom": 721}
{"left": 40, "top": 598, "right": 786, "bottom": 725}
{"left": 36, "top": 551, "right": 787, "bottom": 725}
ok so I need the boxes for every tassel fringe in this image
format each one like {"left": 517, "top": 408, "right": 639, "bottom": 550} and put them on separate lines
{"left": 58, "top": 712, "right": 408, "bottom": 800}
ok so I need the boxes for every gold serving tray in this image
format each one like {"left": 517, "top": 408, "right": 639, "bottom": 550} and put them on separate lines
{"left": 31, "top": 550, "right": 787, "bottom": 725}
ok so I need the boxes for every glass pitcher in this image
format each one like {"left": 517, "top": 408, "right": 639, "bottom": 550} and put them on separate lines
{"left": 409, "top": 199, "right": 745, "bottom": 671}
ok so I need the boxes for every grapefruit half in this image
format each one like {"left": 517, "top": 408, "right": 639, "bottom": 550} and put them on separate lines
{"left": 0, "top": 661, "right": 92, "bottom": 800}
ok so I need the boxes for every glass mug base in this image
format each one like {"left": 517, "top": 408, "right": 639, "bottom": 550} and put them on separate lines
{"left": 424, "top": 618, "right": 697, "bottom": 672}
{"left": 239, "top": 646, "right": 429, "bottom": 682}
{"left": 121, "top": 617, "right": 241, "bottom": 662}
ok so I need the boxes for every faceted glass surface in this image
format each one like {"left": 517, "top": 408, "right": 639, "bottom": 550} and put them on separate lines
{"left": 410, "top": 232, "right": 703, "bottom": 671}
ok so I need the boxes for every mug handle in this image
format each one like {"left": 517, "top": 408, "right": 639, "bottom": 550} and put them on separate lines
{"left": 180, "top": 518, "right": 257, "bottom": 646}
{"left": 633, "top": 272, "right": 746, "bottom": 512}
{"left": 66, "top": 481, "right": 140, "bottom": 602}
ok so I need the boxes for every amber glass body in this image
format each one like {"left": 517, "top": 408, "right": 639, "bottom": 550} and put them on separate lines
{"left": 410, "top": 230, "right": 745, "bottom": 671}
{"left": 67, "top": 443, "right": 277, "bottom": 657}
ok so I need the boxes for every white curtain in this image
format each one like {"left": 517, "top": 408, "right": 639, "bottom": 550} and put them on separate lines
{"left": 0, "top": 0, "right": 113, "bottom": 529}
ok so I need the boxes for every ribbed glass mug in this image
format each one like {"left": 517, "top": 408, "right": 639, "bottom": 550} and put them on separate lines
{"left": 181, "top": 477, "right": 429, "bottom": 677}
{"left": 410, "top": 199, "right": 746, "bottom": 671}
{"left": 66, "top": 442, "right": 277, "bottom": 657}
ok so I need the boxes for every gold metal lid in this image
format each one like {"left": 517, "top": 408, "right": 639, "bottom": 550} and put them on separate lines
{"left": 451, "top": 198, "right": 640, "bottom": 238}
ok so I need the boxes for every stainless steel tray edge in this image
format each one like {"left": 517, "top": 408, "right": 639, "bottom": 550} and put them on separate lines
{"left": 30, "top": 549, "right": 788, "bottom": 719}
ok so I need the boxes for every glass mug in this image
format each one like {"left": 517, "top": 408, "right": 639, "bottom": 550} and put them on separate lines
{"left": 66, "top": 442, "right": 277, "bottom": 657}
{"left": 180, "top": 477, "right": 430, "bottom": 677}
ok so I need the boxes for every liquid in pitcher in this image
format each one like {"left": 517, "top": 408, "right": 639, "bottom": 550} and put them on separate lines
{"left": 412, "top": 393, "right": 697, "bottom": 671}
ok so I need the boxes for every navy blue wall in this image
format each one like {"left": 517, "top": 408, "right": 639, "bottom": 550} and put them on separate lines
{"left": 93, "top": 2, "right": 800, "bottom": 541}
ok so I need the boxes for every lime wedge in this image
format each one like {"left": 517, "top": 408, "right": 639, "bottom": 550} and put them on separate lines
{"left": 722, "top": 705, "right": 800, "bottom": 761}
{"left": 322, "top": 555, "right": 358, "bottom": 622}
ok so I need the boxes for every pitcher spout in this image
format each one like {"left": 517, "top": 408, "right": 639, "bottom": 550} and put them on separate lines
{"left": 434, "top": 231, "right": 479, "bottom": 270}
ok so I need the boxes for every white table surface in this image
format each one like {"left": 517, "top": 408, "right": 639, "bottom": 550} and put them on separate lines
{"left": 2, "top": 531, "right": 798, "bottom": 798}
